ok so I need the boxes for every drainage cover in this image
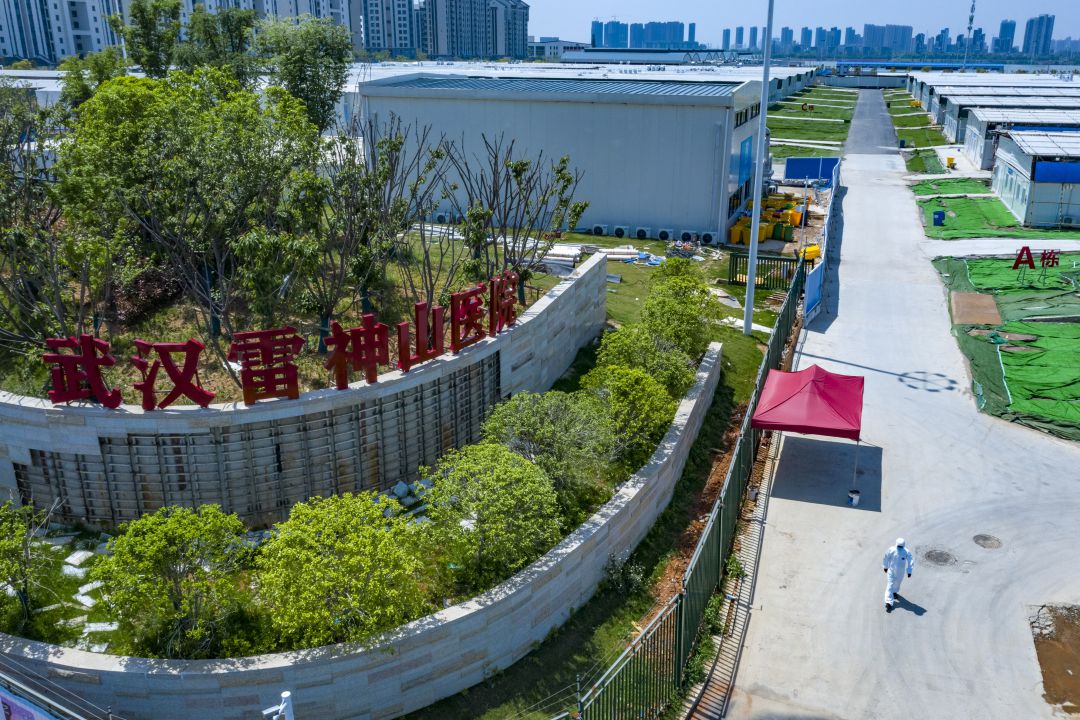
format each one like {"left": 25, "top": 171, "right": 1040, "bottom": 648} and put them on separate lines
{"left": 923, "top": 549, "right": 957, "bottom": 566}
{"left": 974, "top": 534, "right": 1002, "bottom": 549}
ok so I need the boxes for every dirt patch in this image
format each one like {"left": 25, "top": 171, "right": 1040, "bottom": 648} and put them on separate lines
{"left": 1001, "top": 345, "right": 1041, "bottom": 353}
{"left": 1030, "top": 605, "right": 1080, "bottom": 715}
{"left": 967, "top": 329, "right": 1038, "bottom": 342}
{"left": 951, "top": 292, "right": 1003, "bottom": 326}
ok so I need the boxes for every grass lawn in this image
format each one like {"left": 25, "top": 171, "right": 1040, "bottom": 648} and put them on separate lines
{"left": 769, "top": 103, "right": 853, "bottom": 121}
{"left": 771, "top": 144, "right": 841, "bottom": 159}
{"left": 897, "top": 126, "right": 950, "bottom": 148}
{"left": 919, "top": 197, "right": 1080, "bottom": 239}
{"left": 911, "top": 178, "right": 991, "bottom": 195}
{"left": 905, "top": 149, "right": 945, "bottom": 173}
{"left": 891, "top": 113, "right": 937, "bottom": 128}
{"left": 767, "top": 117, "right": 850, "bottom": 143}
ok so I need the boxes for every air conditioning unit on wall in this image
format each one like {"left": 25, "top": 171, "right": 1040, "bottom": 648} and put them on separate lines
{"left": 657, "top": 229, "right": 674, "bottom": 241}
{"left": 680, "top": 230, "right": 697, "bottom": 242}
{"left": 613, "top": 226, "right": 630, "bottom": 239}
{"left": 592, "top": 224, "right": 608, "bottom": 236}
{"left": 635, "top": 227, "right": 650, "bottom": 240}
{"left": 701, "top": 231, "right": 716, "bottom": 244}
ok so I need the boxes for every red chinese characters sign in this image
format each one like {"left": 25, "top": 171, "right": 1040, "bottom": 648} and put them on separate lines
{"left": 42, "top": 272, "right": 524, "bottom": 409}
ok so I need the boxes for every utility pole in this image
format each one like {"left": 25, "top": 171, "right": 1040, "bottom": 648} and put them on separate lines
{"left": 743, "top": 0, "right": 775, "bottom": 335}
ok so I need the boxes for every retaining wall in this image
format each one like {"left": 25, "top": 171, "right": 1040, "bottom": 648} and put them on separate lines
{"left": 823, "top": 75, "right": 907, "bottom": 88}
{"left": 0, "top": 253, "right": 607, "bottom": 527}
{"left": 0, "top": 342, "right": 723, "bottom": 720}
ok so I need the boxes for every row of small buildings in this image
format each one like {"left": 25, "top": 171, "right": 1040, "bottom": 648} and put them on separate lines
{"left": 907, "top": 71, "right": 1080, "bottom": 228}
{"left": 0, "top": 0, "right": 529, "bottom": 66}
{"left": 1, "top": 61, "right": 817, "bottom": 240}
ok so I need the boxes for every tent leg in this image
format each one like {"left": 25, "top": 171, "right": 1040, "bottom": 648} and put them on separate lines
{"left": 852, "top": 441, "right": 861, "bottom": 489}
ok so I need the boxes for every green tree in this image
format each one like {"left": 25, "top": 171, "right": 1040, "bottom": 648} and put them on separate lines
{"left": 91, "top": 505, "right": 250, "bottom": 659}
{"left": 108, "top": 0, "right": 181, "bottom": 79}
{"left": 233, "top": 228, "right": 318, "bottom": 327}
{"left": 174, "top": 5, "right": 258, "bottom": 87}
{"left": 57, "top": 48, "right": 128, "bottom": 109}
{"left": 8, "top": 60, "right": 34, "bottom": 70}
{"left": 256, "top": 15, "right": 352, "bottom": 132}
{"left": 424, "top": 444, "right": 561, "bottom": 593}
{"left": 0, "top": 501, "right": 55, "bottom": 630}
{"left": 481, "top": 391, "right": 617, "bottom": 526}
{"left": 581, "top": 365, "right": 676, "bottom": 469}
{"left": 594, "top": 324, "right": 695, "bottom": 400}
{"left": 256, "top": 493, "right": 427, "bottom": 650}
{"left": 641, "top": 273, "right": 722, "bottom": 358}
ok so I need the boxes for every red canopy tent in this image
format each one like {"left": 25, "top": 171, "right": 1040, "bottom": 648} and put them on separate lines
{"left": 751, "top": 365, "right": 863, "bottom": 441}
{"left": 751, "top": 364, "right": 865, "bottom": 499}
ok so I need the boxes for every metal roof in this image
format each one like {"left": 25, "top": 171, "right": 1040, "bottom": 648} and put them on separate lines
{"left": 374, "top": 75, "right": 741, "bottom": 97}
{"left": 948, "top": 96, "right": 1080, "bottom": 110}
{"left": 939, "top": 86, "right": 1080, "bottom": 98}
{"left": 1008, "top": 131, "right": 1080, "bottom": 158}
{"left": 969, "top": 108, "right": 1080, "bottom": 125}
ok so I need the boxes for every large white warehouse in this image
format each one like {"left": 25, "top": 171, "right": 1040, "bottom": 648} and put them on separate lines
{"left": 358, "top": 73, "right": 763, "bottom": 239}
{"left": 993, "top": 131, "right": 1080, "bottom": 228}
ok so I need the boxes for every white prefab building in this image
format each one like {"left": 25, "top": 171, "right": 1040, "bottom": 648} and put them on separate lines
{"left": 357, "top": 73, "right": 764, "bottom": 239}
{"left": 963, "top": 108, "right": 1080, "bottom": 170}
{"left": 993, "top": 131, "right": 1080, "bottom": 228}
{"left": 940, "top": 95, "right": 1080, "bottom": 144}
{"left": 907, "top": 72, "right": 1080, "bottom": 112}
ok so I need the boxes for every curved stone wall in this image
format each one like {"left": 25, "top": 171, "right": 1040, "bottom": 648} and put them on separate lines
{"left": 0, "top": 342, "right": 722, "bottom": 720}
{"left": 0, "top": 254, "right": 606, "bottom": 527}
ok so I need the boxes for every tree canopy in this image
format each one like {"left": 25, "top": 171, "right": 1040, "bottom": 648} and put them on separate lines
{"left": 595, "top": 324, "right": 695, "bottom": 400}
{"left": 581, "top": 365, "right": 677, "bottom": 469}
{"left": 423, "top": 444, "right": 561, "bottom": 592}
{"left": 108, "top": 0, "right": 181, "bottom": 79}
{"left": 256, "top": 16, "right": 352, "bottom": 132}
{"left": 257, "top": 493, "right": 427, "bottom": 649}
{"left": 91, "top": 505, "right": 250, "bottom": 658}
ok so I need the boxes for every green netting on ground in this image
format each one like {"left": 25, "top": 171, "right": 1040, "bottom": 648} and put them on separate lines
{"left": 906, "top": 150, "right": 945, "bottom": 174}
{"left": 935, "top": 255, "right": 1080, "bottom": 441}
{"left": 911, "top": 178, "right": 990, "bottom": 196}
{"left": 919, "top": 197, "right": 1080, "bottom": 239}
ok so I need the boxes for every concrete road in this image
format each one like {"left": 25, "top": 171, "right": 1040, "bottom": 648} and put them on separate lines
{"left": 726, "top": 90, "right": 1080, "bottom": 719}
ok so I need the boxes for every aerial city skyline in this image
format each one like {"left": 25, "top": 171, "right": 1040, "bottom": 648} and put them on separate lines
{"left": 585, "top": 13, "right": 1075, "bottom": 58}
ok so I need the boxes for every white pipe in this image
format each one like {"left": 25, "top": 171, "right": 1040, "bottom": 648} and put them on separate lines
{"left": 743, "top": 0, "right": 775, "bottom": 335}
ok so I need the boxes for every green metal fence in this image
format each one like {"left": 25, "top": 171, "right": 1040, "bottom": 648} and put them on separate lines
{"left": 726, "top": 252, "right": 800, "bottom": 291}
{"left": 577, "top": 259, "right": 806, "bottom": 720}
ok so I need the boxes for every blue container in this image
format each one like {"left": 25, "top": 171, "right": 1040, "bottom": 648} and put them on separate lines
{"left": 899, "top": 139, "right": 906, "bottom": 148}
{"left": 933, "top": 210, "right": 946, "bottom": 226}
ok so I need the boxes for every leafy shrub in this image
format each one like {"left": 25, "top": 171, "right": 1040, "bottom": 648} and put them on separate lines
{"left": 601, "top": 553, "right": 647, "bottom": 596}
{"left": 641, "top": 262, "right": 722, "bottom": 358}
{"left": 595, "top": 324, "right": 695, "bottom": 400}
{"left": 423, "top": 444, "right": 561, "bottom": 593}
{"left": 92, "top": 505, "right": 252, "bottom": 659}
{"left": 482, "top": 391, "right": 617, "bottom": 527}
{"left": 256, "top": 492, "right": 427, "bottom": 649}
{"left": 581, "top": 364, "right": 677, "bottom": 469}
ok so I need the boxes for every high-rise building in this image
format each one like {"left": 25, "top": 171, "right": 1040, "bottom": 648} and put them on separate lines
{"left": 826, "top": 27, "right": 841, "bottom": 53}
{"left": 882, "top": 24, "right": 912, "bottom": 54}
{"left": 602, "top": 19, "right": 627, "bottom": 48}
{"left": 629, "top": 23, "right": 644, "bottom": 48}
{"left": 935, "top": 27, "right": 951, "bottom": 52}
{"left": 590, "top": 20, "right": 603, "bottom": 48}
{"left": 722, "top": 28, "right": 730, "bottom": 50}
{"left": 993, "top": 19, "right": 1016, "bottom": 53}
{"left": 799, "top": 26, "right": 812, "bottom": 51}
{"left": 814, "top": 26, "right": 825, "bottom": 51}
{"left": 1022, "top": 14, "right": 1054, "bottom": 57}
{"left": 843, "top": 26, "right": 856, "bottom": 47}
{"left": 735, "top": 26, "right": 744, "bottom": 48}
{"left": 779, "top": 26, "right": 793, "bottom": 53}
{"left": 362, "top": 0, "right": 417, "bottom": 55}
{"left": 971, "top": 27, "right": 986, "bottom": 54}
{"left": 489, "top": 0, "right": 528, "bottom": 58}
{"left": 914, "top": 33, "right": 926, "bottom": 54}
{"left": 749, "top": 25, "right": 758, "bottom": 51}
{"left": 688, "top": 23, "right": 695, "bottom": 47}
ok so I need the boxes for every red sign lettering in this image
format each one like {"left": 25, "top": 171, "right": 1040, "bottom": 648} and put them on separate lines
{"left": 324, "top": 315, "right": 390, "bottom": 388}
{"left": 1040, "top": 249, "right": 1060, "bottom": 268}
{"left": 132, "top": 338, "right": 215, "bottom": 411}
{"left": 397, "top": 302, "right": 445, "bottom": 373}
{"left": 227, "top": 327, "right": 305, "bottom": 405}
{"left": 450, "top": 284, "right": 487, "bottom": 353}
{"left": 488, "top": 270, "right": 520, "bottom": 337}
{"left": 42, "top": 334, "right": 122, "bottom": 409}
{"left": 1013, "top": 246, "right": 1035, "bottom": 270}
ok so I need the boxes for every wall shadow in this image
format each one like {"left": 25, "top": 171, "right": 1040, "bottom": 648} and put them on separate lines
{"left": 805, "top": 184, "right": 845, "bottom": 335}
{"left": 770, "top": 436, "right": 883, "bottom": 512}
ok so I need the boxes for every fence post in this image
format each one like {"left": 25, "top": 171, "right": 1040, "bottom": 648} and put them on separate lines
{"left": 576, "top": 673, "right": 583, "bottom": 719}
{"left": 674, "top": 595, "right": 685, "bottom": 689}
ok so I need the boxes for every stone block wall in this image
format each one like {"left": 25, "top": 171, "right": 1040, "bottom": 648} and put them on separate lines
{"left": 0, "top": 253, "right": 606, "bottom": 527}
{"left": 0, "top": 342, "right": 722, "bottom": 720}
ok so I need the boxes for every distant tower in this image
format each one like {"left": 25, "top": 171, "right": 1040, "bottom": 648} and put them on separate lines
{"left": 963, "top": 0, "right": 976, "bottom": 69}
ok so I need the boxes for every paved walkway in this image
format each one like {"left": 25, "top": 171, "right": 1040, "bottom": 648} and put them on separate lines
{"left": 726, "top": 90, "right": 1080, "bottom": 719}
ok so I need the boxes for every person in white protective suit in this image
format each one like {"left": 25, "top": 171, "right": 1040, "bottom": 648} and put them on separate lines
{"left": 882, "top": 537, "right": 914, "bottom": 612}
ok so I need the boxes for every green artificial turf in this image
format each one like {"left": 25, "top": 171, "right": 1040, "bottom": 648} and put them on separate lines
{"left": 919, "top": 197, "right": 1080, "bottom": 239}
{"left": 911, "top": 178, "right": 991, "bottom": 196}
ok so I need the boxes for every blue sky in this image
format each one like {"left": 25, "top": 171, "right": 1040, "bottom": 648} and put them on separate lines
{"left": 528, "top": 1, "right": 1079, "bottom": 47}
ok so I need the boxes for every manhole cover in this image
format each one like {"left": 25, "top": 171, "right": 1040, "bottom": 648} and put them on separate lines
{"left": 923, "top": 549, "right": 957, "bottom": 566}
{"left": 974, "top": 534, "right": 1002, "bottom": 549}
